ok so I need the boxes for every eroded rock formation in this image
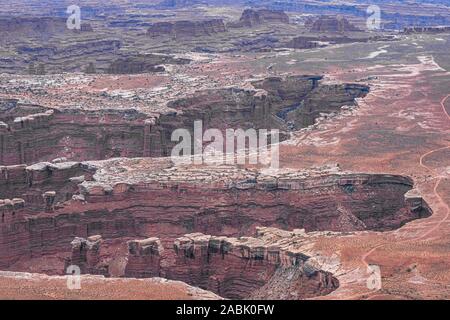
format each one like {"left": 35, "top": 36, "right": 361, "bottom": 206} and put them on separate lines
{"left": 0, "top": 159, "right": 431, "bottom": 275}
{"left": 0, "top": 75, "right": 368, "bottom": 165}
{"left": 251, "top": 76, "right": 368, "bottom": 128}
{"left": 285, "top": 36, "right": 320, "bottom": 49}
{"left": 147, "top": 19, "right": 227, "bottom": 38}
{"left": 125, "top": 238, "right": 163, "bottom": 278}
{"left": 0, "top": 17, "right": 92, "bottom": 39}
{"left": 106, "top": 54, "right": 191, "bottom": 74}
{"left": 231, "top": 9, "right": 290, "bottom": 28}
{"left": 0, "top": 65, "right": 431, "bottom": 300}
{"left": 122, "top": 230, "right": 338, "bottom": 299}
{"left": 172, "top": 231, "right": 338, "bottom": 299}
{"left": 307, "top": 16, "right": 361, "bottom": 33}
{"left": 403, "top": 26, "right": 450, "bottom": 34}
{"left": 65, "top": 235, "right": 107, "bottom": 275}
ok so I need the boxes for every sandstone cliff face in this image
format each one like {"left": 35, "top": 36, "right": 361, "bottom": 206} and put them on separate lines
{"left": 0, "top": 108, "right": 153, "bottom": 165}
{"left": 0, "top": 17, "right": 92, "bottom": 40}
{"left": 251, "top": 75, "right": 322, "bottom": 101}
{"left": 0, "top": 161, "right": 87, "bottom": 210}
{"left": 124, "top": 238, "right": 163, "bottom": 278}
{"left": 122, "top": 230, "right": 338, "bottom": 299}
{"left": 232, "top": 9, "right": 290, "bottom": 28}
{"left": 295, "top": 83, "right": 369, "bottom": 128}
{"left": 307, "top": 16, "right": 360, "bottom": 33}
{"left": 0, "top": 198, "right": 25, "bottom": 225}
{"left": 0, "top": 75, "right": 368, "bottom": 165}
{"left": 6, "top": 39, "right": 122, "bottom": 74}
{"left": 0, "top": 159, "right": 431, "bottom": 271}
{"left": 65, "top": 235, "right": 107, "bottom": 275}
{"left": 168, "top": 232, "right": 338, "bottom": 299}
{"left": 252, "top": 76, "right": 368, "bottom": 129}
{"left": 147, "top": 19, "right": 226, "bottom": 38}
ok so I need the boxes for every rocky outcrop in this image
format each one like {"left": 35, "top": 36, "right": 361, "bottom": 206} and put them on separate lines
{"left": 284, "top": 35, "right": 374, "bottom": 49}
{"left": 285, "top": 36, "right": 320, "bottom": 49}
{"left": 65, "top": 235, "right": 107, "bottom": 275}
{"left": 147, "top": 19, "right": 226, "bottom": 38}
{"left": 77, "top": 163, "right": 430, "bottom": 235}
{"left": 0, "top": 108, "right": 153, "bottom": 165}
{"left": 0, "top": 198, "right": 25, "bottom": 225}
{"left": 251, "top": 75, "right": 322, "bottom": 101}
{"left": 403, "top": 26, "right": 450, "bottom": 34}
{"left": 294, "top": 83, "right": 369, "bottom": 128}
{"left": 231, "top": 9, "right": 289, "bottom": 28}
{"left": 123, "top": 229, "right": 338, "bottom": 299}
{"left": 0, "top": 17, "right": 92, "bottom": 39}
{"left": 252, "top": 76, "right": 368, "bottom": 129}
{"left": 124, "top": 238, "right": 163, "bottom": 278}
{"left": 10, "top": 40, "right": 122, "bottom": 74}
{"left": 0, "top": 161, "right": 87, "bottom": 210}
{"left": 106, "top": 54, "right": 190, "bottom": 74}
{"left": 0, "top": 98, "right": 18, "bottom": 112}
{"left": 307, "top": 16, "right": 360, "bottom": 33}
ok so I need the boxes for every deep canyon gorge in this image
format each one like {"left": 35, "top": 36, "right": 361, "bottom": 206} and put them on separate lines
{"left": 0, "top": 75, "right": 431, "bottom": 299}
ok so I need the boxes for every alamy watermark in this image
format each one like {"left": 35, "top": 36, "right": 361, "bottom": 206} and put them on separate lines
{"left": 171, "top": 120, "right": 279, "bottom": 169}
{"left": 66, "top": 5, "right": 81, "bottom": 30}
{"left": 66, "top": 264, "right": 81, "bottom": 290}
{"left": 366, "top": 5, "right": 381, "bottom": 31}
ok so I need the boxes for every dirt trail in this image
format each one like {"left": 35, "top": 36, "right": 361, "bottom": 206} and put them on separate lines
{"left": 355, "top": 94, "right": 450, "bottom": 299}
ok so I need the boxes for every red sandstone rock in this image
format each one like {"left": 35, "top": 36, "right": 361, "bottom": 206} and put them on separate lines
{"left": 0, "top": 158, "right": 431, "bottom": 278}
{"left": 0, "top": 75, "right": 368, "bottom": 165}
{"left": 121, "top": 229, "right": 339, "bottom": 299}
{"left": 66, "top": 235, "right": 107, "bottom": 275}
{"left": 125, "top": 238, "right": 163, "bottom": 278}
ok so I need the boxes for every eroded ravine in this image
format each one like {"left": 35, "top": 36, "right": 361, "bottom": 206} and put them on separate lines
{"left": 0, "top": 74, "right": 431, "bottom": 300}
{"left": 0, "top": 75, "right": 368, "bottom": 165}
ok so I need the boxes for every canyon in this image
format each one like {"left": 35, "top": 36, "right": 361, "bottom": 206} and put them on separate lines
{"left": 0, "top": 75, "right": 368, "bottom": 165}
{"left": 0, "top": 69, "right": 384, "bottom": 300}
{"left": 147, "top": 19, "right": 227, "bottom": 38}
{"left": 0, "top": 0, "right": 449, "bottom": 302}
{"left": 0, "top": 158, "right": 431, "bottom": 298}
{"left": 0, "top": 53, "right": 438, "bottom": 300}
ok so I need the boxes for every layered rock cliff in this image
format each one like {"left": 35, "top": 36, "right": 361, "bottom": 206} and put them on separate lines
{"left": 65, "top": 235, "right": 107, "bottom": 275}
{"left": 0, "top": 17, "right": 92, "bottom": 39}
{"left": 0, "top": 75, "right": 368, "bottom": 165}
{"left": 147, "top": 19, "right": 227, "bottom": 38}
{"left": 171, "top": 231, "right": 338, "bottom": 299}
{"left": 123, "top": 230, "right": 338, "bottom": 299}
{"left": 230, "top": 9, "right": 290, "bottom": 28}
{"left": 106, "top": 54, "right": 191, "bottom": 74}
{"left": 403, "top": 26, "right": 450, "bottom": 34}
{"left": 307, "top": 16, "right": 361, "bottom": 33}
{"left": 124, "top": 238, "right": 163, "bottom": 278}
{"left": 0, "top": 159, "right": 431, "bottom": 271}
